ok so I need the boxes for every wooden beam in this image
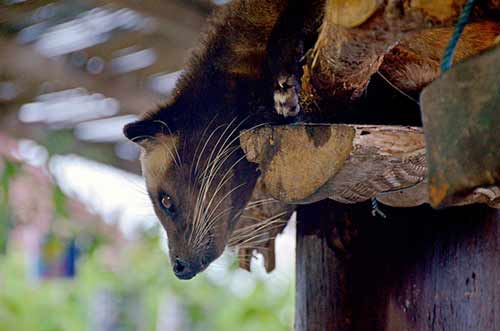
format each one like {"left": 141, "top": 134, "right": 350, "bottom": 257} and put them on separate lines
{"left": 0, "top": 40, "right": 161, "bottom": 114}
{"left": 241, "top": 124, "right": 425, "bottom": 205}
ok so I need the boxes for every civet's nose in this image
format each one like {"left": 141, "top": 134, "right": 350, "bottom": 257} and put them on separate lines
{"left": 173, "top": 258, "right": 196, "bottom": 280}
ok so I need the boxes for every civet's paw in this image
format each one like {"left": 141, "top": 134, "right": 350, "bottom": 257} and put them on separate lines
{"left": 274, "top": 74, "right": 301, "bottom": 118}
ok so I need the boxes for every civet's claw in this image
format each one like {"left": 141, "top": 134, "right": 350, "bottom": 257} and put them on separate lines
{"left": 274, "top": 74, "right": 301, "bottom": 118}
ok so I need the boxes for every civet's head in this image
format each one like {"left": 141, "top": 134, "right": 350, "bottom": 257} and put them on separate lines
{"left": 124, "top": 105, "right": 259, "bottom": 279}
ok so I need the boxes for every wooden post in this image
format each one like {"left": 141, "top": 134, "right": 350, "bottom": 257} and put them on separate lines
{"left": 295, "top": 200, "right": 356, "bottom": 331}
{"left": 296, "top": 200, "right": 500, "bottom": 331}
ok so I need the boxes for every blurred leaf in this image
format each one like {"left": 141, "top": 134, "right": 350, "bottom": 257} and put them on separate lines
{"left": 43, "top": 130, "right": 75, "bottom": 156}
{"left": 1, "top": 158, "right": 20, "bottom": 203}
{"left": 52, "top": 184, "right": 69, "bottom": 219}
{"left": 0, "top": 233, "right": 294, "bottom": 331}
{"left": 0, "top": 158, "right": 21, "bottom": 254}
{"left": 76, "top": 144, "right": 118, "bottom": 166}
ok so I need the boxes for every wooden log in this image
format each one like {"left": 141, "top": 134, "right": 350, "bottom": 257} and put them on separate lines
{"left": 295, "top": 200, "right": 355, "bottom": 331}
{"left": 241, "top": 124, "right": 425, "bottom": 205}
{"left": 347, "top": 203, "right": 500, "bottom": 331}
{"left": 240, "top": 124, "right": 500, "bottom": 208}
{"left": 311, "top": 0, "right": 500, "bottom": 101}
{"left": 327, "top": 0, "right": 381, "bottom": 28}
{"left": 296, "top": 200, "right": 500, "bottom": 331}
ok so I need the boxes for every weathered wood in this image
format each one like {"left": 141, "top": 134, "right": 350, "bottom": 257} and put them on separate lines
{"left": 295, "top": 200, "right": 354, "bottom": 331}
{"left": 328, "top": 0, "right": 381, "bottom": 28}
{"left": 241, "top": 124, "right": 425, "bottom": 205}
{"left": 348, "top": 204, "right": 500, "bottom": 331}
{"left": 296, "top": 200, "right": 500, "bottom": 331}
{"left": 240, "top": 124, "right": 500, "bottom": 208}
{"left": 311, "top": 0, "right": 500, "bottom": 101}
{"left": 421, "top": 45, "right": 500, "bottom": 208}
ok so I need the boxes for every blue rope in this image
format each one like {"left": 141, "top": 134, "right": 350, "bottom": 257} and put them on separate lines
{"left": 440, "top": 0, "right": 477, "bottom": 72}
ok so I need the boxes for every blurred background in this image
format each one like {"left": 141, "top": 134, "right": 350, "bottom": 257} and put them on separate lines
{"left": 0, "top": 1, "right": 295, "bottom": 330}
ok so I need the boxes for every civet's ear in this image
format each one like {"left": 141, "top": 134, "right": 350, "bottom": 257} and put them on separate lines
{"left": 123, "top": 119, "right": 164, "bottom": 145}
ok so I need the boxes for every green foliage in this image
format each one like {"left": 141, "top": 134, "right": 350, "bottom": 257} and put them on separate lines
{"left": 0, "top": 232, "right": 294, "bottom": 331}
{"left": 52, "top": 184, "right": 69, "bottom": 220}
{"left": 0, "top": 159, "right": 21, "bottom": 254}
{"left": 0, "top": 159, "right": 20, "bottom": 204}
{"left": 43, "top": 130, "right": 76, "bottom": 156}
{"left": 0, "top": 257, "right": 86, "bottom": 331}
{"left": 43, "top": 130, "right": 117, "bottom": 165}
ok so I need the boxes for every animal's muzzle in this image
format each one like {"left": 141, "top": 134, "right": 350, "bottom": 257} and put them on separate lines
{"left": 173, "top": 258, "right": 198, "bottom": 280}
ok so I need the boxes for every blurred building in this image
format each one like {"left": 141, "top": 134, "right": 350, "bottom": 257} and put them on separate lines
{"left": 0, "top": 133, "right": 125, "bottom": 279}
{"left": 1, "top": 0, "right": 216, "bottom": 173}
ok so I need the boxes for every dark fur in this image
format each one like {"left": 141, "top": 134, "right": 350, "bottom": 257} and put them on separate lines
{"left": 124, "top": 0, "right": 303, "bottom": 279}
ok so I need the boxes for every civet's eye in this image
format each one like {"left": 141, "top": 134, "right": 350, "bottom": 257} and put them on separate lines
{"left": 160, "top": 193, "right": 176, "bottom": 216}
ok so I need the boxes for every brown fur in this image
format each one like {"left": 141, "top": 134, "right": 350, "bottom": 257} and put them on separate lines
{"left": 124, "top": 0, "right": 295, "bottom": 279}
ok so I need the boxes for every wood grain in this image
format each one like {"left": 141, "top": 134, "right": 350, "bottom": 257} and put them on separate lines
{"left": 296, "top": 200, "right": 500, "bottom": 331}
{"left": 240, "top": 124, "right": 500, "bottom": 208}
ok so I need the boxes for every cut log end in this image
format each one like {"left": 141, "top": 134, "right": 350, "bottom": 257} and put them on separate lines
{"left": 241, "top": 124, "right": 500, "bottom": 208}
